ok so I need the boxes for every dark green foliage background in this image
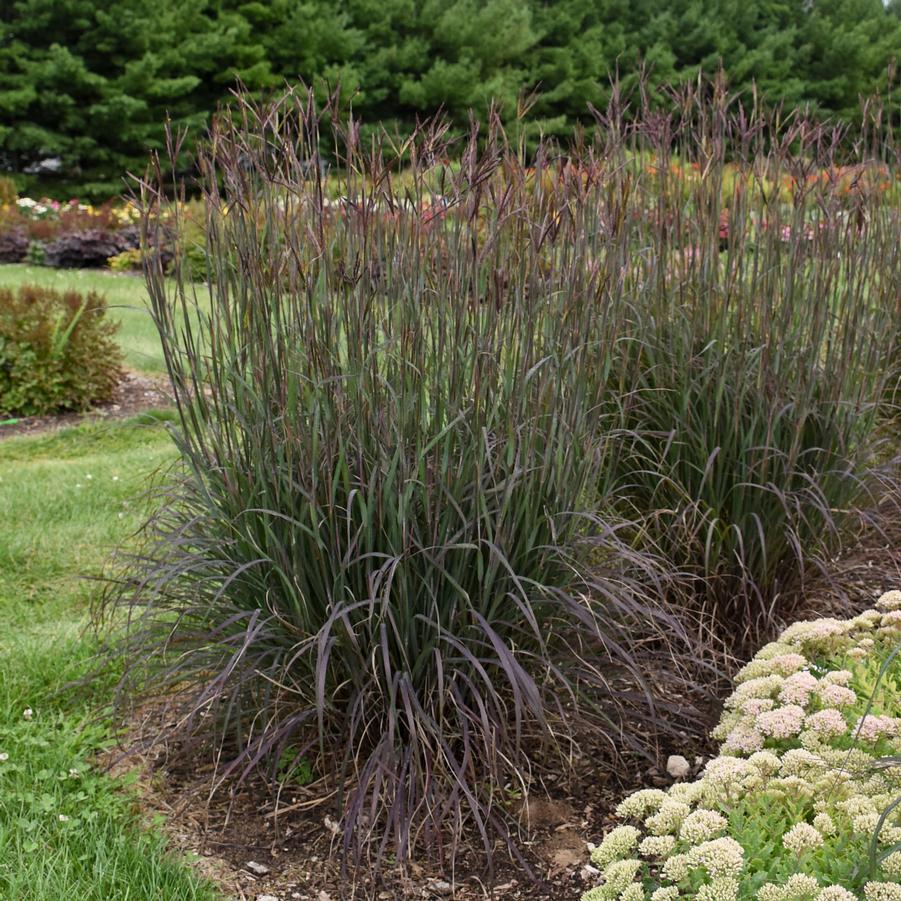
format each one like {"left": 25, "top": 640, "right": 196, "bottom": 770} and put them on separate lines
{"left": 1, "top": 0, "right": 900, "bottom": 198}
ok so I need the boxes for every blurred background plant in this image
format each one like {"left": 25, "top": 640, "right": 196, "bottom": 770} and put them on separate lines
{"left": 0, "top": 196, "right": 140, "bottom": 267}
{"left": 0, "top": 283, "right": 123, "bottom": 415}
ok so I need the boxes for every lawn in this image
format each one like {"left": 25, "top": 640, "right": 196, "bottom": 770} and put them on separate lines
{"left": 0, "top": 397, "right": 217, "bottom": 896}
{"left": 0, "top": 265, "right": 166, "bottom": 375}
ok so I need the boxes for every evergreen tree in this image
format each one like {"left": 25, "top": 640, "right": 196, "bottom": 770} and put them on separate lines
{"left": 0, "top": 0, "right": 899, "bottom": 198}
{"left": 0, "top": 0, "right": 272, "bottom": 196}
{"left": 797, "top": 0, "right": 901, "bottom": 120}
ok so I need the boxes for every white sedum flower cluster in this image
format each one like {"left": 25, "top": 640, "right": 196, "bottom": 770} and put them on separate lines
{"left": 580, "top": 592, "right": 901, "bottom": 900}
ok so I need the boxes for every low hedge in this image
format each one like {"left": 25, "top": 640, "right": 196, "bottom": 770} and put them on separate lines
{"left": 582, "top": 592, "right": 901, "bottom": 901}
{"left": 0, "top": 284, "right": 123, "bottom": 416}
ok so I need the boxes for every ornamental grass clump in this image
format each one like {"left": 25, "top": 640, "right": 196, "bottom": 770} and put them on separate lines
{"left": 597, "top": 88, "right": 901, "bottom": 644}
{"left": 106, "top": 82, "right": 901, "bottom": 872}
{"left": 104, "top": 92, "right": 685, "bottom": 868}
{"left": 582, "top": 590, "right": 901, "bottom": 900}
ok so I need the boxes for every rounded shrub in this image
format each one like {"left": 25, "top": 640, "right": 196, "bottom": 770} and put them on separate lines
{"left": 0, "top": 228, "right": 28, "bottom": 263}
{"left": 0, "top": 284, "right": 123, "bottom": 416}
{"left": 42, "top": 228, "right": 138, "bottom": 268}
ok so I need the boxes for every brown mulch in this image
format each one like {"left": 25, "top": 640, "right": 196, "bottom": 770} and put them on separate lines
{"left": 0, "top": 371, "right": 171, "bottom": 440}
{"left": 111, "top": 721, "right": 707, "bottom": 901}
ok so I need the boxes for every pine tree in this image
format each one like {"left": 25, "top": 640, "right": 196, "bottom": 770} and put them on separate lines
{"left": 1, "top": 0, "right": 899, "bottom": 197}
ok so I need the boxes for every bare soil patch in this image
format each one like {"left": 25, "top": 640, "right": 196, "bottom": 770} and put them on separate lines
{"left": 0, "top": 371, "right": 171, "bottom": 439}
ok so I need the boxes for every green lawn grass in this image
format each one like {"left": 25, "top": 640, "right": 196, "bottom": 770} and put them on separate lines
{"left": 0, "top": 265, "right": 167, "bottom": 375}
{"left": 0, "top": 413, "right": 219, "bottom": 900}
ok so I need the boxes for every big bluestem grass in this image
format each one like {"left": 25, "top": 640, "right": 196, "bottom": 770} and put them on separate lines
{"left": 104, "top": 94, "right": 691, "bottom": 870}
{"left": 595, "top": 86, "right": 901, "bottom": 646}
{"left": 103, "top": 83, "right": 901, "bottom": 872}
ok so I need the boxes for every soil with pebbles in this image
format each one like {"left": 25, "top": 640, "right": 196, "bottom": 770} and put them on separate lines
{"left": 110, "top": 727, "right": 709, "bottom": 901}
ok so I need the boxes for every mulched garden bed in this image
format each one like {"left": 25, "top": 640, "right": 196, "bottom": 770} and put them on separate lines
{"left": 105, "top": 490, "right": 901, "bottom": 901}
{"left": 0, "top": 371, "right": 171, "bottom": 439}
{"left": 114, "top": 714, "right": 713, "bottom": 901}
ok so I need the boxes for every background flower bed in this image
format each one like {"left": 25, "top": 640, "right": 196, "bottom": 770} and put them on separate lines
{"left": 0, "top": 187, "right": 140, "bottom": 269}
{"left": 582, "top": 591, "right": 901, "bottom": 900}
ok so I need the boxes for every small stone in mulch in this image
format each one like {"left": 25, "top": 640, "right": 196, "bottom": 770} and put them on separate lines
{"left": 665, "top": 754, "right": 691, "bottom": 779}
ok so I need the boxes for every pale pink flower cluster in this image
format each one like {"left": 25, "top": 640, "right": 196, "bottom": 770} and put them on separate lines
{"left": 876, "top": 589, "right": 901, "bottom": 611}
{"left": 638, "top": 835, "right": 676, "bottom": 859}
{"left": 778, "top": 671, "right": 819, "bottom": 705}
{"left": 741, "top": 698, "right": 776, "bottom": 716}
{"left": 812, "top": 812, "right": 836, "bottom": 835}
{"left": 736, "top": 652, "right": 806, "bottom": 681}
{"left": 851, "top": 610, "right": 882, "bottom": 630}
{"left": 820, "top": 669, "right": 853, "bottom": 685}
{"left": 816, "top": 888, "right": 859, "bottom": 901}
{"left": 645, "top": 799, "right": 690, "bottom": 835}
{"left": 697, "top": 877, "right": 740, "bottom": 901}
{"left": 685, "top": 837, "right": 745, "bottom": 877}
{"left": 780, "top": 617, "right": 848, "bottom": 644}
{"left": 755, "top": 704, "right": 806, "bottom": 738}
{"left": 726, "top": 675, "right": 784, "bottom": 708}
{"left": 702, "top": 756, "right": 756, "bottom": 788}
{"left": 804, "top": 708, "right": 847, "bottom": 738}
{"left": 864, "top": 883, "right": 901, "bottom": 901}
{"left": 678, "top": 809, "right": 728, "bottom": 843}
{"left": 615, "top": 788, "right": 666, "bottom": 819}
{"left": 590, "top": 825, "right": 640, "bottom": 867}
{"left": 854, "top": 714, "right": 897, "bottom": 742}
{"left": 758, "top": 874, "right": 820, "bottom": 900}
{"left": 782, "top": 821, "right": 824, "bottom": 853}
{"left": 747, "top": 750, "right": 782, "bottom": 775}
{"left": 723, "top": 724, "right": 764, "bottom": 753}
{"left": 817, "top": 682, "right": 857, "bottom": 707}
{"left": 778, "top": 748, "right": 824, "bottom": 777}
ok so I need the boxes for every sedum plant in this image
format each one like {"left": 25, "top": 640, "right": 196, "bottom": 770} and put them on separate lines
{"left": 581, "top": 591, "right": 901, "bottom": 900}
